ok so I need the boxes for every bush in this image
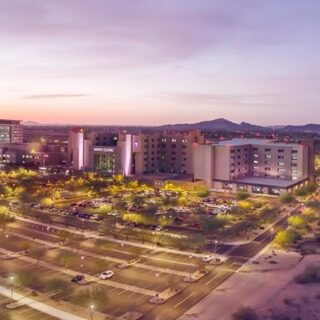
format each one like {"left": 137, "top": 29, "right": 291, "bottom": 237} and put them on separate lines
{"left": 295, "top": 265, "right": 320, "bottom": 284}
{"left": 296, "top": 183, "right": 318, "bottom": 197}
{"left": 280, "top": 193, "right": 295, "bottom": 204}
{"left": 274, "top": 229, "right": 298, "bottom": 248}
{"left": 288, "top": 215, "right": 308, "bottom": 230}
{"left": 232, "top": 307, "right": 258, "bottom": 320}
{"left": 196, "top": 187, "right": 211, "bottom": 198}
{"left": 236, "top": 191, "right": 250, "bottom": 200}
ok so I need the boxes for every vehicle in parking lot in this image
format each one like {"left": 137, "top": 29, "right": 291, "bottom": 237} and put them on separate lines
{"left": 202, "top": 255, "right": 214, "bottom": 263}
{"left": 70, "top": 274, "right": 86, "bottom": 284}
{"left": 155, "top": 225, "right": 164, "bottom": 232}
{"left": 90, "top": 214, "right": 102, "bottom": 221}
{"left": 99, "top": 270, "right": 114, "bottom": 280}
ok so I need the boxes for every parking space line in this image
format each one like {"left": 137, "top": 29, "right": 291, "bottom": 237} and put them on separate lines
{"left": 174, "top": 293, "right": 195, "bottom": 308}
{"left": 205, "top": 273, "right": 222, "bottom": 286}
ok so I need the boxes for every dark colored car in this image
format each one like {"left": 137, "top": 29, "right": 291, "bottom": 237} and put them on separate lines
{"left": 70, "top": 275, "right": 85, "bottom": 283}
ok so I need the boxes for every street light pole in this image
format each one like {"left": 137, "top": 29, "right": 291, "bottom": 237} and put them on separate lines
{"left": 89, "top": 304, "right": 94, "bottom": 320}
{"left": 10, "top": 276, "right": 14, "bottom": 300}
{"left": 80, "top": 256, "right": 85, "bottom": 269}
{"left": 214, "top": 240, "right": 218, "bottom": 261}
{"left": 155, "top": 273, "right": 159, "bottom": 301}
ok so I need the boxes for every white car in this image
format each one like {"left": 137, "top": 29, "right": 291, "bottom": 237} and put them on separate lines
{"left": 155, "top": 225, "right": 164, "bottom": 232}
{"left": 202, "top": 255, "right": 214, "bottom": 263}
{"left": 99, "top": 271, "right": 114, "bottom": 280}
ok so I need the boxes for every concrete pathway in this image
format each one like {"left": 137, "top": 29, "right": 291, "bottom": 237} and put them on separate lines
{"left": 0, "top": 284, "right": 86, "bottom": 320}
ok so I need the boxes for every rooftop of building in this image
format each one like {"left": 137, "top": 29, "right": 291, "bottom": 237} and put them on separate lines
{"left": 0, "top": 119, "right": 21, "bottom": 125}
{"left": 213, "top": 138, "right": 301, "bottom": 148}
{"left": 232, "top": 176, "right": 307, "bottom": 188}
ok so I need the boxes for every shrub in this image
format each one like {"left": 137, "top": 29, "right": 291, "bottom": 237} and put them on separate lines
{"left": 288, "top": 215, "right": 308, "bottom": 230}
{"left": 280, "top": 193, "right": 295, "bottom": 204}
{"left": 274, "top": 229, "right": 298, "bottom": 248}
{"left": 232, "top": 307, "right": 258, "bottom": 320}
{"left": 236, "top": 191, "right": 250, "bottom": 201}
{"left": 295, "top": 265, "right": 320, "bottom": 284}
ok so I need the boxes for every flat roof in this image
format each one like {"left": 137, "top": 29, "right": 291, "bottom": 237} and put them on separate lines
{"left": 214, "top": 138, "right": 300, "bottom": 148}
{"left": 0, "top": 119, "right": 21, "bottom": 125}
{"left": 232, "top": 176, "right": 307, "bottom": 188}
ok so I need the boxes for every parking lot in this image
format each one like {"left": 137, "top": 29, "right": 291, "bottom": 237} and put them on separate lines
{"left": 0, "top": 294, "right": 58, "bottom": 320}
{"left": 0, "top": 217, "right": 230, "bottom": 320}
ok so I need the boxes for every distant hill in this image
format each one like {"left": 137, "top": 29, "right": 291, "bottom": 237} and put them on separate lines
{"left": 21, "top": 118, "right": 320, "bottom": 133}
{"left": 156, "top": 118, "right": 267, "bottom": 132}
{"left": 281, "top": 123, "right": 320, "bottom": 133}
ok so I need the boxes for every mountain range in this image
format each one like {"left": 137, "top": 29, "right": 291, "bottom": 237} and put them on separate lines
{"left": 22, "top": 118, "right": 320, "bottom": 133}
{"left": 156, "top": 118, "right": 320, "bottom": 133}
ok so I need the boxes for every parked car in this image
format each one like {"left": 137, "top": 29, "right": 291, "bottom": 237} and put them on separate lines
{"left": 155, "top": 225, "right": 164, "bottom": 232}
{"left": 99, "top": 270, "right": 114, "bottom": 280}
{"left": 202, "top": 255, "right": 214, "bottom": 263}
{"left": 90, "top": 214, "right": 102, "bottom": 221}
{"left": 70, "top": 274, "right": 85, "bottom": 284}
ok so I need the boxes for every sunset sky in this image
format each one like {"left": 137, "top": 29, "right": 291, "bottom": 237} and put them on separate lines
{"left": 0, "top": 0, "right": 319, "bottom": 125}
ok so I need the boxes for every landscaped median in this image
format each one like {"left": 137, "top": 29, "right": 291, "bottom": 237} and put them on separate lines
{"left": 183, "top": 270, "right": 209, "bottom": 283}
{"left": 149, "top": 287, "right": 181, "bottom": 305}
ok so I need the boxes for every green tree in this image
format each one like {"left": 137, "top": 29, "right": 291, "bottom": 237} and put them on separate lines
{"left": 232, "top": 307, "right": 258, "bottom": 320}
{"left": 32, "top": 247, "right": 46, "bottom": 263}
{"left": 195, "top": 187, "right": 210, "bottom": 198}
{"left": 41, "top": 197, "right": 54, "bottom": 207}
{"left": 200, "top": 216, "right": 226, "bottom": 237}
{"left": 280, "top": 193, "right": 295, "bottom": 204}
{"left": 0, "top": 207, "right": 12, "bottom": 232}
{"left": 288, "top": 215, "right": 308, "bottom": 230}
{"left": 58, "top": 230, "right": 72, "bottom": 244}
{"left": 45, "top": 278, "right": 71, "bottom": 298}
{"left": 236, "top": 191, "right": 250, "bottom": 200}
{"left": 274, "top": 229, "right": 298, "bottom": 248}
{"left": 15, "top": 271, "right": 38, "bottom": 287}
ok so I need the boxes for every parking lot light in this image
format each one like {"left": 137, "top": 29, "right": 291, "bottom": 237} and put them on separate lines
{"left": 10, "top": 276, "right": 15, "bottom": 300}
{"left": 214, "top": 240, "right": 218, "bottom": 260}
{"left": 270, "top": 227, "right": 274, "bottom": 241}
{"left": 89, "top": 304, "right": 95, "bottom": 320}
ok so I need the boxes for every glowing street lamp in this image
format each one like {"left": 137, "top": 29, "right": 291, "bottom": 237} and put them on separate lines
{"left": 10, "top": 276, "right": 15, "bottom": 299}
{"left": 89, "top": 304, "right": 95, "bottom": 320}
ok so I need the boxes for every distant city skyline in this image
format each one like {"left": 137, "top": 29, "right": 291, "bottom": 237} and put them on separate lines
{"left": 0, "top": 0, "right": 320, "bottom": 125}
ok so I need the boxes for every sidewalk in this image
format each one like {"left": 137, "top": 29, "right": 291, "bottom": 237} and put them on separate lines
{"left": 0, "top": 285, "right": 86, "bottom": 320}
{"left": 178, "top": 249, "right": 305, "bottom": 320}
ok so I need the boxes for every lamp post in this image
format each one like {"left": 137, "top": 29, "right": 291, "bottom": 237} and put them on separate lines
{"left": 189, "top": 255, "right": 193, "bottom": 280}
{"left": 10, "top": 276, "right": 14, "bottom": 300}
{"left": 80, "top": 255, "right": 85, "bottom": 268}
{"left": 214, "top": 240, "right": 218, "bottom": 261}
{"left": 155, "top": 273, "right": 159, "bottom": 301}
{"left": 89, "top": 304, "right": 94, "bottom": 320}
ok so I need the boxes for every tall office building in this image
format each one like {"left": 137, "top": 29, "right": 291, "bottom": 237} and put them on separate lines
{"left": 68, "top": 128, "right": 85, "bottom": 170}
{"left": 0, "top": 119, "right": 23, "bottom": 144}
